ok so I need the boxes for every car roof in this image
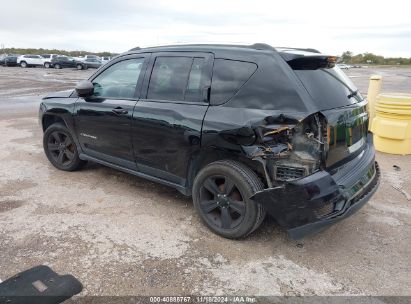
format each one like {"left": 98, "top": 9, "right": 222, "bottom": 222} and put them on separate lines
{"left": 125, "top": 43, "right": 322, "bottom": 58}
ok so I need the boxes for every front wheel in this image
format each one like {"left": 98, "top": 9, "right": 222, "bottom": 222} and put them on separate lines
{"left": 76, "top": 64, "right": 83, "bottom": 70}
{"left": 43, "top": 123, "right": 86, "bottom": 171}
{"left": 54, "top": 64, "right": 61, "bottom": 69}
{"left": 192, "top": 160, "right": 266, "bottom": 239}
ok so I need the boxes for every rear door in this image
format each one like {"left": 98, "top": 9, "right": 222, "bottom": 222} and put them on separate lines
{"left": 33, "top": 55, "right": 43, "bottom": 65}
{"left": 132, "top": 52, "right": 213, "bottom": 185}
{"left": 58, "top": 57, "right": 71, "bottom": 67}
{"left": 74, "top": 55, "right": 149, "bottom": 168}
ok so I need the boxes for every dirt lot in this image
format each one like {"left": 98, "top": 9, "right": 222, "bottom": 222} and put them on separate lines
{"left": 0, "top": 65, "right": 410, "bottom": 297}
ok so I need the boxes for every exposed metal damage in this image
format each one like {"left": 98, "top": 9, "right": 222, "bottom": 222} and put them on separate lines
{"left": 242, "top": 112, "right": 327, "bottom": 188}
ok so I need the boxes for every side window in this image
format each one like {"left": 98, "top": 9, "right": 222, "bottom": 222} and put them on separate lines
{"left": 185, "top": 57, "right": 206, "bottom": 102}
{"left": 210, "top": 59, "right": 257, "bottom": 105}
{"left": 147, "top": 57, "right": 192, "bottom": 101}
{"left": 92, "top": 58, "right": 144, "bottom": 99}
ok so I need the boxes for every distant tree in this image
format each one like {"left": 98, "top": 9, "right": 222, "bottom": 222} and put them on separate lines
{"left": 351, "top": 54, "right": 363, "bottom": 64}
{"left": 341, "top": 51, "right": 353, "bottom": 63}
{"left": 3, "top": 47, "right": 117, "bottom": 58}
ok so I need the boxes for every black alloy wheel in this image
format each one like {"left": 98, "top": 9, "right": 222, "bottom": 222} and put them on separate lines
{"left": 193, "top": 160, "right": 266, "bottom": 239}
{"left": 43, "top": 123, "right": 85, "bottom": 171}
{"left": 47, "top": 131, "right": 76, "bottom": 167}
{"left": 199, "top": 175, "right": 246, "bottom": 230}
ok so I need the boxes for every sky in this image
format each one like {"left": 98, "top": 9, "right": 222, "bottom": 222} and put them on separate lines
{"left": 1, "top": 0, "right": 410, "bottom": 57}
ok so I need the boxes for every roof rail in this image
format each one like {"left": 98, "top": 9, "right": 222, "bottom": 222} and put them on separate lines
{"left": 249, "top": 43, "right": 276, "bottom": 51}
{"left": 276, "top": 47, "right": 321, "bottom": 54}
{"left": 129, "top": 46, "right": 141, "bottom": 51}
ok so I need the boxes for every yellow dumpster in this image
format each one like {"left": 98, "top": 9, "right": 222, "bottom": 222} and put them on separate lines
{"left": 371, "top": 93, "right": 411, "bottom": 155}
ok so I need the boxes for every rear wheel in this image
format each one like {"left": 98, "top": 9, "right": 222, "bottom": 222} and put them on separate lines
{"left": 193, "top": 160, "right": 266, "bottom": 239}
{"left": 44, "top": 62, "right": 50, "bottom": 68}
{"left": 20, "top": 61, "right": 27, "bottom": 68}
{"left": 43, "top": 123, "right": 85, "bottom": 171}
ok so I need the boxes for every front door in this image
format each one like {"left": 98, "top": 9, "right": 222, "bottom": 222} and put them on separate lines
{"left": 74, "top": 55, "right": 148, "bottom": 168}
{"left": 132, "top": 52, "right": 213, "bottom": 185}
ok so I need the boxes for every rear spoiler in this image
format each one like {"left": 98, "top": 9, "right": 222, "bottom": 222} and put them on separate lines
{"left": 280, "top": 54, "right": 338, "bottom": 70}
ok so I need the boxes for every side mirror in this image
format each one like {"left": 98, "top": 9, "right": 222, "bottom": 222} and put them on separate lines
{"left": 75, "top": 80, "right": 94, "bottom": 97}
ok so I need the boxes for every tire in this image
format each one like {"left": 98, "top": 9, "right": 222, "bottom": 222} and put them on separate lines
{"left": 43, "top": 123, "right": 86, "bottom": 171}
{"left": 76, "top": 64, "right": 83, "bottom": 70}
{"left": 44, "top": 62, "right": 50, "bottom": 68}
{"left": 54, "top": 64, "right": 61, "bottom": 69}
{"left": 192, "top": 160, "right": 266, "bottom": 239}
{"left": 20, "top": 61, "right": 27, "bottom": 68}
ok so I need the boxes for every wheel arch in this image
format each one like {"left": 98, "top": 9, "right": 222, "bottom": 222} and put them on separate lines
{"left": 185, "top": 147, "right": 264, "bottom": 195}
{"left": 42, "top": 113, "right": 68, "bottom": 132}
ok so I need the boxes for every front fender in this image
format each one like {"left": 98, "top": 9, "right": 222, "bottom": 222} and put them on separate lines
{"left": 39, "top": 96, "right": 80, "bottom": 151}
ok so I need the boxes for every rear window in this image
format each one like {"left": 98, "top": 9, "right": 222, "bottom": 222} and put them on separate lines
{"left": 211, "top": 59, "right": 257, "bottom": 105}
{"left": 293, "top": 67, "right": 364, "bottom": 109}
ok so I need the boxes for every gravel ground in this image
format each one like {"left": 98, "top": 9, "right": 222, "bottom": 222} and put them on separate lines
{"left": 0, "top": 65, "right": 410, "bottom": 297}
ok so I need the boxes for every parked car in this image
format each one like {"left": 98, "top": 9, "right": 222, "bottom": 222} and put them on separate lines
{"left": 84, "top": 54, "right": 100, "bottom": 60}
{"left": 41, "top": 54, "right": 59, "bottom": 68}
{"left": 17, "top": 55, "right": 46, "bottom": 68}
{"left": 76, "top": 54, "right": 101, "bottom": 61}
{"left": 337, "top": 63, "right": 350, "bottom": 69}
{"left": 2, "top": 55, "right": 18, "bottom": 67}
{"left": 39, "top": 44, "right": 379, "bottom": 239}
{"left": 0, "top": 55, "right": 6, "bottom": 65}
{"left": 100, "top": 56, "right": 111, "bottom": 64}
{"left": 51, "top": 56, "right": 86, "bottom": 70}
{"left": 82, "top": 58, "right": 103, "bottom": 69}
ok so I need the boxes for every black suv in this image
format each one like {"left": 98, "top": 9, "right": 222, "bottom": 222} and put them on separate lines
{"left": 39, "top": 44, "right": 379, "bottom": 239}
{"left": 51, "top": 56, "right": 86, "bottom": 70}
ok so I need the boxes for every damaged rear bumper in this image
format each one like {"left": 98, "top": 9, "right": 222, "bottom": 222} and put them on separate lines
{"left": 252, "top": 143, "right": 380, "bottom": 239}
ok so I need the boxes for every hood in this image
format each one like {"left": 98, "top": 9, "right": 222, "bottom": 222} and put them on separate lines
{"left": 42, "top": 90, "right": 74, "bottom": 100}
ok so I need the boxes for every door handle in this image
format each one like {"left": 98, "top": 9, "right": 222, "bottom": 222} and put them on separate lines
{"left": 112, "top": 107, "right": 128, "bottom": 115}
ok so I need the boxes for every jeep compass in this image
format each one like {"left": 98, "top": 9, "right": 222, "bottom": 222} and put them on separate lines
{"left": 39, "top": 44, "right": 380, "bottom": 239}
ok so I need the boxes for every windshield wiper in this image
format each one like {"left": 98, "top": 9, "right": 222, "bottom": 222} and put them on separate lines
{"left": 320, "top": 69, "right": 362, "bottom": 102}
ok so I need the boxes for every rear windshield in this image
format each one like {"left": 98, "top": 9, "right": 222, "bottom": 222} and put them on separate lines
{"left": 293, "top": 67, "right": 364, "bottom": 110}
